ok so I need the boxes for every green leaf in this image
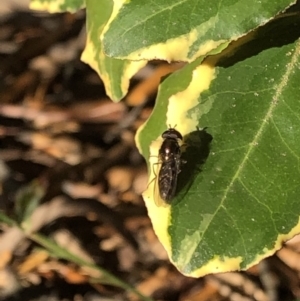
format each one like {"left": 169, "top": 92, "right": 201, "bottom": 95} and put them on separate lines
{"left": 0, "top": 211, "right": 16, "bottom": 227}
{"left": 15, "top": 182, "right": 45, "bottom": 228}
{"left": 30, "top": 0, "right": 146, "bottom": 101}
{"left": 138, "top": 18, "right": 300, "bottom": 276}
{"left": 30, "top": 0, "right": 300, "bottom": 277}
{"left": 103, "top": 0, "right": 295, "bottom": 61}
{"left": 30, "top": 0, "right": 85, "bottom": 12}
{"left": 81, "top": 0, "right": 146, "bottom": 101}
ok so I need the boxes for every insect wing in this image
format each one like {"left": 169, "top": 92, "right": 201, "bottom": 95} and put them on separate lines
{"left": 158, "top": 157, "right": 180, "bottom": 203}
{"left": 153, "top": 161, "right": 167, "bottom": 207}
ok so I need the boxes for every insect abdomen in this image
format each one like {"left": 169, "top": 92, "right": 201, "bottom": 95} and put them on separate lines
{"left": 158, "top": 159, "right": 179, "bottom": 202}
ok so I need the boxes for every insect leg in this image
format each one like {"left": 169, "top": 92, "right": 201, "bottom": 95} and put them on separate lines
{"left": 146, "top": 160, "right": 160, "bottom": 189}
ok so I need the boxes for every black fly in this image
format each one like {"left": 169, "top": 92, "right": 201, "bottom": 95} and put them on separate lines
{"left": 155, "top": 127, "right": 183, "bottom": 205}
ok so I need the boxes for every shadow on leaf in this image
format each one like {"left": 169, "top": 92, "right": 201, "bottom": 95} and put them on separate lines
{"left": 173, "top": 128, "right": 213, "bottom": 205}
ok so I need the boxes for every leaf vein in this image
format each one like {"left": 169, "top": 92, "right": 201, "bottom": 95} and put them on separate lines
{"left": 271, "top": 119, "right": 300, "bottom": 161}
{"left": 238, "top": 179, "right": 277, "bottom": 231}
{"left": 222, "top": 206, "right": 248, "bottom": 258}
{"left": 247, "top": 159, "right": 275, "bottom": 188}
{"left": 109, "top": 0, "right": 188, "bottom": 44}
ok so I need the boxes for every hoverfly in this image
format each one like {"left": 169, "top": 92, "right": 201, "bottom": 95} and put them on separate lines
{"left": 153, "top": 127, "right": 183, "bottom": 206}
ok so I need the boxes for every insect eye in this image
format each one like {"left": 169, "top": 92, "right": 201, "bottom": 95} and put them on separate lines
{"left": 161, "top": 128, "right": 183, "bottom": 140}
